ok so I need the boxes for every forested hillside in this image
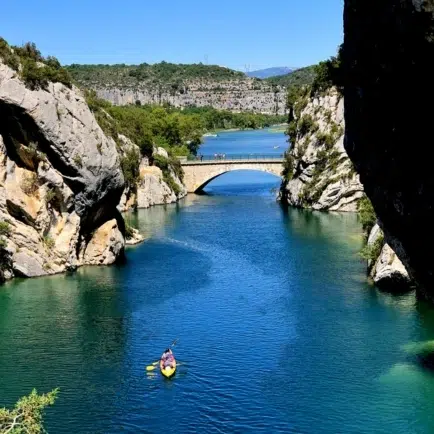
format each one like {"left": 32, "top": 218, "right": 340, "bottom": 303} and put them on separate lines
{"left": 265, "top": 65, "right": 316, "bottom": 91}
{"left": 66, "top": 62, "right": 288, "bottom": 114}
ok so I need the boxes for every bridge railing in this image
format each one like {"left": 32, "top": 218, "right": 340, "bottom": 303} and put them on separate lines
{"left": 185, "top": 153, "right": 284, "bottom": 162}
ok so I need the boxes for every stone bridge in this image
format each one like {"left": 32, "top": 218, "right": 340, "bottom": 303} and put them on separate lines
{"left": 181, "top": 155, "right": 284, "bottom": 193}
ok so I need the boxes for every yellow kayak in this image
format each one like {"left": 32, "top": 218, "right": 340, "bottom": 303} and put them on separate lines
{"left": 160, "top": 358, "right": 177, "bottom": 378}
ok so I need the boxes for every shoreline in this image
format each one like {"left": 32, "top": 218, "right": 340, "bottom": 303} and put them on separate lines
{"left": 205, "top": 124, "right": 288, "bottom": 135}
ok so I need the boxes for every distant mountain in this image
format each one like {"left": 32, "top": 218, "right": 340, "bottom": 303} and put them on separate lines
{"left": 265, "top": 65, "right": 317, "bottom": 89}
{"left": 246, "top": 67, "right": 296, "bottom": 79}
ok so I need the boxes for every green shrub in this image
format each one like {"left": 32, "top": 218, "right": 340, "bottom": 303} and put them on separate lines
{"left": 286, "top": 120, "right": 298, "bottom": 145}
{"left": 153, "top": 154, "right": 169, "bottom": 172}
{"left": 120, "top": 148, "right": 140, "bottom": 189}
{"left": 170, "top": 145, "right": 190, "bottom": 156}
{"left": 21, "top": 58, "right": 48, "bottom": 90}
{"left": 163, "top": 173, "right": 182, "bottom": 196}
{"left": 154, "top": 154, "right": 183, "bottom": 194}
{"left": 316, "top": 132, "right": 335, "bottom": 149}
{"left": 360, "top": 233, "right": 384, "bottom": 263}
{"left": 73, "top": 154, "right": 83, "bottom": 168}
{"left": 124, "top": 223, "right": 135, "bottom": 240}
{"left": 43, "top": 236, "right": 55, "bottom": 250}
{"left": 45, "top": 187, "right": 58, "bottom": 208}
{"left": 298, "top": 115, "right": 317, "bottom": 136}
{"left": 0, "top": 37, "right": 19, "bottom": 71}
{"left": 13, "top": 42, "right": 43, "bottom": 62}
{"left": 311, "top": 44, "right": 344, "bottom": 96}
{"left": 282, "top": 151, "right": 295, "bottom": 181}
{"left": 168, "top": 155, "right": 184, "bottom": 181}
{"left": 0, "top": 221, "right": 11, "bottom": 237}
{"left": 0, "top": 39, "right": 72, "bottom": 89}
{"left": 358, "top": 195, "right": 376, "bottom": 235}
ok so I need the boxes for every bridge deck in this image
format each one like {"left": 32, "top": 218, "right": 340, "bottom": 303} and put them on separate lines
{"left": 181, "top": 155, "right": 284, "bottom": 165}
{"left": 181, "top": 159, "right": 284, "bottom": 166}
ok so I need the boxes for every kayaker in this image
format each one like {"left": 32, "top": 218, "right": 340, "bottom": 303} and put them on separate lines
{"left": 161, "top": 348, "right": 175, "bottom": 368}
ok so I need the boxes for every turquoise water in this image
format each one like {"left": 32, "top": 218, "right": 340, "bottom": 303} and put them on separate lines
{"left": 2, "top": 131, "right": 434, "bottom": 433}
{"left": 201, "top": 128, "right": 287, "bottom": 157}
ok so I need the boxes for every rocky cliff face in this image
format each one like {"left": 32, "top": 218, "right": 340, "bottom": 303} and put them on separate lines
{"left": 366, "top": 224, "right": 412, "bottom": 292}
{"left": 343, "top": 0, "right": 434, "bottom": 299}
{"left": 0, "top": 61, "right": 126, "bottom": 279}
{"left": 117, "top": 145, "right": 186, "bottom": 212}
{"left": 92, "top": 78, "right": 286, "bottom": 115}
{"left": 279, "top": 85, "right": 411, "bottom": 290}
{"left": 281, "top": 88, "right": 364, "bottom": 211}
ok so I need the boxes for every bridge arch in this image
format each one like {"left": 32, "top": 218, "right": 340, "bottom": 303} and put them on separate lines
{"left": 181, "top": 160, "right": 284, "bottom": 193}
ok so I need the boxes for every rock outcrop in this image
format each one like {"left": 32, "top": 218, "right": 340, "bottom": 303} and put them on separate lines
{"left": 367, "top": 224, "right": 412, "bottom": 292}
{"left": 0, "top": 60, "right": 126, "bottom": 279}
{"left": 280, "top": 88, "right": 363, "bottom": 211}
{"left": 343, "top": 0, "right": 434, "bottom": 299}
{"left": 117, "top": 145, "right": 186, "bottom": 212}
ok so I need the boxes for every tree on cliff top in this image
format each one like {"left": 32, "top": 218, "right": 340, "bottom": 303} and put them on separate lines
{"left": 311, "top": 44, "right": 344, "bottom": 96}
{"left": 0, "top": 389, "right": 58, "bottom": 433}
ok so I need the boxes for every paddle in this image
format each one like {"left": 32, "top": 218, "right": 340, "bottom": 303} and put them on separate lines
{"left": 145, "top": 339, "right": 179, "bottom": 371}
{"left": 145, "top": 362, "right": 160, "bottom": 371}
{"left": 146, "top": 362, "right": 186, "bottom": 371}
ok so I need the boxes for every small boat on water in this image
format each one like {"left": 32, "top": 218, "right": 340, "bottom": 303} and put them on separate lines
{"left": 160, "top": 350, "right": 177, "bottom": 378}
{"left": 203, "top": 133, "right": 218, "bottom": 138}
{"left": 273, "top": 146, "right": 280, "bottom": 149}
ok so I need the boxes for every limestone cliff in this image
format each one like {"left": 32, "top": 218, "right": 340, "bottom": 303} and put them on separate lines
{"left": 280, "top": 88, "right": 363, "bottom": 211}
{"left": 0, "top": 60, "right": 126, "bottom": 280}
{"left": 67, "top": 63, "right": 287, "bottom": 115}
{"left": 117, "top": 144, "right": 186, "bottom": 212}
{"left": 365, "top": 224, "right": 412, "bottom": 292}
{"left": 279, "top": 84, "right": 411, "bottom": 290}
{"left": 343, "top": 0, "right": 434, "bottom": 299}
{"left": 94, "top": 78, "right": 287, "bottom": 115}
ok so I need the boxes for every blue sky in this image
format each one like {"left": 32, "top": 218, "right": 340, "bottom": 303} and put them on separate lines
{"left": 1, "top": 0, "right": 343, "bottom": 70}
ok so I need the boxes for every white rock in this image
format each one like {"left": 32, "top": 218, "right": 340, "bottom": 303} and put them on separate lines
{"left": 371, "top": 244, "right": 412, "bottom": 292}
{"left": 283, "top": 87, "right": 361, "bottom": 212}
{"left": 0, "top": 60, "right": 126, "bottom": 280}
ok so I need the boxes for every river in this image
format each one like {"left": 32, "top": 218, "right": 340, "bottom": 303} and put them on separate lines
{"left": 1, "top": 130, "right": 434, "bottom": 433}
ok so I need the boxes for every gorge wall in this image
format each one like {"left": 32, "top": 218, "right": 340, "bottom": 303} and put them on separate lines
{"left": 0, "top": 55, "right": 186, "bottom": 282}
{"left": 280, "top": 87, "right": 363, "bottom": 211}
{"left": 280, "top": 85, "right": 411, "bottom": 291}
{"left": 343, "top": 0, "right": 434, "bottom": 299}
{"left": 0, "top": 60, "right": 125, "bottom": 279}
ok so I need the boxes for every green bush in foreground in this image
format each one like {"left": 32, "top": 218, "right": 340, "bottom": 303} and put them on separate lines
{"left": 0, "top": 388, "right": 58, "bottom": 434}
{"left": 0, "top": 37, "right": 72, "bottom": 90}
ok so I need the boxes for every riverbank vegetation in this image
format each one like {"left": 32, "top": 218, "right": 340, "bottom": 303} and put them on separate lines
{"left": 179, "top": 106, "right": 286, "bottom": 132}
{"left": 0, "top": 388, "right": 58, "bottom": 433}
{"left": 87, "top": 92, "right": 286, "bottom": 158}
{"left": 357, "top": 194, "right": 384, "bottom": 264}
{"left": 0, "top": 38, "right": 72, "bottom": 90}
